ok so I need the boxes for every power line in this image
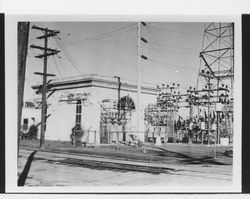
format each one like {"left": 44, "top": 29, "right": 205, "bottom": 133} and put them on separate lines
{"left": 142, "top": 26, "right": 200, "bottom": 74}
{"left": 58, "top": 39, "right": 85, "bottom": 75}
{"left": 76, "top": 44, "right": 137, "bottom": 74}
{"left": 72, "top": 37, "right": 137, "bottom": 48}
{"left": 149, "top": 41, "right": 200, "bottom": 53}
{"left": 56, "top": 54, "right": 69, "bottom": 77}
{"left": 53, "top": 36, "right": 85, "bottom": 77}
{"left": 47, "top": 61, "right": 56, "bottom": 75}
{"left": 63, "top": 23, "right": 137, "bottom": 45}
{"left": 148, "top": 58, "right": 199, "bottom": 72}
{"left": 52, "top": 56, "right": 63, "bottom": 78}
{"left": 147, "top": 24, "right": 203, "bottom": 37}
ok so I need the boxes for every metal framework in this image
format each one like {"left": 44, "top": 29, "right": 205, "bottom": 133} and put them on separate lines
{"left": 197, "top": 22, "right": 234, "bottom": 97}
{"left": 196, "top": 22, "right": 234, "bottom": 144}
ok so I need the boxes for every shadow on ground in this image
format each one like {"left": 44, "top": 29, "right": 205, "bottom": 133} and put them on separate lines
{"left": 148, "top": 146, "right": 228, "bottom": 165}
{"left": 18, "top": 150, "right": 37, "bottom": 186}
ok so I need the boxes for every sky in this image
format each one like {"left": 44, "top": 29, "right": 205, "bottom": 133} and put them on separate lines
{"left": 24, "top": 21, "right": 205, "bottom": 101}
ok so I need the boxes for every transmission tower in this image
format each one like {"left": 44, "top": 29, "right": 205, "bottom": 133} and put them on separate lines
{"left": 196, "top": 22, "right": 234, "bottom": 144}
{"left": 197, "top": 22, "right": 234, "bottom": 99}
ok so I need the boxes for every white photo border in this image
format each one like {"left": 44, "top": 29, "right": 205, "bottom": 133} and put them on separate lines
{"left": 5, "top": 14, "right": 242, "bottom": 193}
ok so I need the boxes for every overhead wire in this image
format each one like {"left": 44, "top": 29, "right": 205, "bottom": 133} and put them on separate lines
{"left": 48, "top": 23, "right": 203, "bottom": 97}
{"left": 47, "top": 61, "right": 56, "bottom": 75}
{"left": 196, "top": 23, "right": 207, "bottom": 89}
{"left": 73, "top": 43, "right": 137, "bottom": 76}
{"left": 147, "top": 58, "right": 198, "bottom": 72}
{"left": 72, "top": 37, "right": 136, "bottom": 49}
{"left": 147, "top": 24, "right": 202, "bottom": 37}
{"left": 64, "top": 23, "right": 137, "bottom": 46}
{"left": 56, "top": 54, "right": 69, "bottom": 78}
{"left": 53, "top": 35, "right": 86, "bottom": 77}
{"left": 52, "top": 56, "right": 63, "bottom": 78}
{"left": 139, "top": 23, "right": 201, "bottom": 91}
{"left": 144, "top": 25, "right": 200, "bottom": 74}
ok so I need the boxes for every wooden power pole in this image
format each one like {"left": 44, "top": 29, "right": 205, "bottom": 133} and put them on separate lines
{"left": 18, "top": 22, "right": 30, "bottom": 156}
{"left": 31, "top": 25, "right": 60, "bottom": 149}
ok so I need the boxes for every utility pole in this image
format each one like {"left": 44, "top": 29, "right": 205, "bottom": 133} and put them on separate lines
{"left": 136, "top": 21, "right": 148, "bottom": 142}
{"left": 137, "top": 22, "right": 142, "bottom": 140}
{"left": 18, "top": 22, "right": 30, "bottom": 156}
{"left": 187, "top": 87, "right": 195, "bottom": 144}
{"left": 207, "top": 80, "right": 211, "bottom": 145}
{"left": 31, "top": 25, "right": 60, "bottom": 149}
{"left": 114, "top": 76, "right": 121, "bottom": 119}
{"left": 114, "top": 76, "right": 122, "bottom": 142}
{"left": 200, "top": 70, "right": 214, "bottom": 146}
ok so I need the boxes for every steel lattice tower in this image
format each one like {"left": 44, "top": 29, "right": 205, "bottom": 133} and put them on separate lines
{"left": 197, "top": 22, "right": 234, "bottom": 105}
{"left": 196, "top": 22, "right": 234, "bottom": 143}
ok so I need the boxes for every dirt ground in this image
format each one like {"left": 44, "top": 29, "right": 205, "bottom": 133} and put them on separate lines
{"left": 19, "top": 140, "right": 233, "bottom": 165}
{"left": 18, "top": 140, "right": 233, "bottom": 187}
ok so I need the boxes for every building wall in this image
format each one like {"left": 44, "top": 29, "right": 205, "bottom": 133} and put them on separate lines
{"left": 92, "top": 85, "right": 157, "bottom": 141}
{"left": 45, "top": 87, "right": 92, "bottom": 141}
{"left": 22, "top": 83, "right": 158, "bottom": 143}
{"left": 21, "top": 107, "right": 41, "bottom": 132}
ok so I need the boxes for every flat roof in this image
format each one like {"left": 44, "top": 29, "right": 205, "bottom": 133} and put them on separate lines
{"left": 32, "top": 74, "right": 161, "bottom": 95}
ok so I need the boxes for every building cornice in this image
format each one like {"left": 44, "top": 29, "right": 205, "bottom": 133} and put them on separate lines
{"left": 32, "top": 74, "right": 160, "bottom": 96}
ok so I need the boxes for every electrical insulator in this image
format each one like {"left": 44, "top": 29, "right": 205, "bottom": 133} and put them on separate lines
{"left": 113, "top": 101, "right": 117, "bottom": 110}
{"left": 141, "top": 37, "right": 148, "bottom": 43}
{"left": 141, "top": 55, "right": 148, "bottom": 60}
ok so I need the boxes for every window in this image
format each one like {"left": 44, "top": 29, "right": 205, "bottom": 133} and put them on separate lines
{"left": 118, "top": 96, "right": 135, "bottom": 111}
{"left": 23, "top": 118, "right": 28, "bottom": 130}
{"left": 75, "top": 100, "right": 82, "bottom": 125}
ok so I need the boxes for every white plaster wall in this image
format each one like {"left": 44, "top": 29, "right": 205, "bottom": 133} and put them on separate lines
{"left": 46, "top": 102, "right": 75, "bottom": 141}
{"left": 28, "top": 85, "right": 158, "bottom": 143}
{"left": 21, "top": 107, "right": 41, "bottom": 126}
{"left": 45, "top": 87, "right": 92, "bottom": 141}
{"left": 21, "top": 107, "right": 41, "bottom": 134}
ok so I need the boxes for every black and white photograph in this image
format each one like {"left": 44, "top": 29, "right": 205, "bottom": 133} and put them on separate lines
{"left": 15, "top": 20, "right": 239, "bottom": 191}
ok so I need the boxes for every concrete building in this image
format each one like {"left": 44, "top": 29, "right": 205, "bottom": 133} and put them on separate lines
{"left": 22, "top": 74, "right": 165, "bottom": 144}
